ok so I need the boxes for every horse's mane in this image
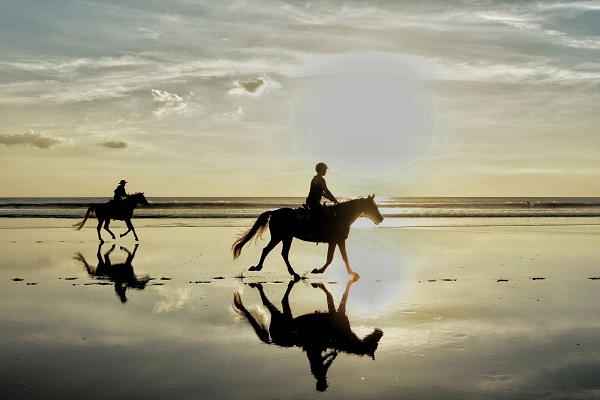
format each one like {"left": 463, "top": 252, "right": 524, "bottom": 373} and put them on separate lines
{"left": 123, "top": 192, "right": 147, "bottom": 205}
{"left": 330, "top": 197, "right": 364, "bottom": 210}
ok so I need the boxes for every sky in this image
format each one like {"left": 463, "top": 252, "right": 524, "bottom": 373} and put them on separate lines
{"left": 1, "top": 0, "right": 599, "bottom": 197}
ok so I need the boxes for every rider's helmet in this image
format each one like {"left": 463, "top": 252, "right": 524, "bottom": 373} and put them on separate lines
{"left": 315, "top": 162, "right": 328, "bottom": 174}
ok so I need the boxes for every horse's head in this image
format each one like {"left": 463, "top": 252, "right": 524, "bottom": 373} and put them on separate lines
{"left": 361, "top": 328, "right": 384, "bottom": 360}
{"left": 130, "top": 192, "right": 149, "bottom": 206}
{"left": 361, "top": 194, "right": 384, "bottom": 225}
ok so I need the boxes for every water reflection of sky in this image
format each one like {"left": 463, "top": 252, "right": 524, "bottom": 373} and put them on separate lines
{"left": 1, "top": 225, "right": 599, "bottom": 398}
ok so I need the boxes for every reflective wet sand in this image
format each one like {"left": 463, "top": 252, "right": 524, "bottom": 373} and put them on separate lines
{"left": 1, "top": 220, "right": 599, "bottom": 399}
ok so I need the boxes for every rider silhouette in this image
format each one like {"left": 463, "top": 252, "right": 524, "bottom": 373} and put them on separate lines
{"left": 114, "top": 179, "right": 130, "bottom": 202}
{"left": 305, "top": 163, "right": 338, "bottom": 241}
{"left": 306, "top": 163, "right": 338, "bottom": 212}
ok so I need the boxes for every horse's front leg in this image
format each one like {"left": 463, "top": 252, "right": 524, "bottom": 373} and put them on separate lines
{"left": 338, "top": 241, "right": 359, "bottom": 280}
{"left": 121, "top": 220, "right": 138, "bottom": 241}
{"left": 312, "top": 242, "right": 336, "bottom": 274}
{"left": 103, "top": 219, "right": 116, "bottom": 240}
{"left": 311, "top": 282, "right": 336, "bottom": 313}
{"left": 120, "top": 226, "right": 131, "bottom": 238}
{"left": 281, "top": 237, "right": 300, "bottom": 281}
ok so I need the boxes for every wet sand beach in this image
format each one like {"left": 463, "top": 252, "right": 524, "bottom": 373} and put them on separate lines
{"left": 1, "top": 218, "right": 599, "bottom": 399}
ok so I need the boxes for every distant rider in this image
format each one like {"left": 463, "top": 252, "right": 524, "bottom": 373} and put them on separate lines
{"left": 113, "top": 179, "right": 130, "bottom": 204}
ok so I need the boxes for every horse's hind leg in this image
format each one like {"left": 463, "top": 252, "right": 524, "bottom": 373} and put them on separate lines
{"left": 281, "top": 237, "right": 300, "bottom": 281}
{"left": 312, "top": 242, "right": 336, "bottom": 274}
{"left": 97, "top": 220, "right": 104, "bottom": 243}
{"left": 103, "top": 220, "right": 116, "bottom": 240}
{"left": 249, "top": 237, "right": 280, "bottom": 272}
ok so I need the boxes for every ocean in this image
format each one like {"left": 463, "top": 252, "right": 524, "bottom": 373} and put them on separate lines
{"left": 1, "top": 197, "right": 599, "bottom": 228}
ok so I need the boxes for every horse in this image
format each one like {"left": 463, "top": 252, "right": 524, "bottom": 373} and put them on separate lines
{"left": 232, "top": 279, "right": 383, "bottom": 391}
{"left": 72, "top": 192, "right": 149, "bottom": 243}
{"left": 232, "top": 195, "right": 383, "bottom": 280}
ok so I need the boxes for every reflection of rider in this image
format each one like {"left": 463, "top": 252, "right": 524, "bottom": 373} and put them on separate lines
{"left": 114, "top": 179, "right": 130, "bottom": 203}
{"left": 73, "top": 243, "right": 144, "bottom": 303}
{"left": 232, "top": 278, "right": 383, "bottom": 392}
{"left": 306, "top": 163, "right": 338, "bottom": 215}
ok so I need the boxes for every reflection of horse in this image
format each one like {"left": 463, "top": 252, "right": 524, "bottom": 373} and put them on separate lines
{"left": 73, "top": 243, "right": 150, "bottom": 303}
{"left": 73, "top": 193, "right": 149, "bottom": 243}
{"left": 232, "top": 195, "right": 384, "bottom": 280}
{"left": 232, "top": 279, "right": 383, "bottom": 392}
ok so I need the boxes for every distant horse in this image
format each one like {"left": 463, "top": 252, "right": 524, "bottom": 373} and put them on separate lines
{"left": 232, "top": 279, "right": 383, "bottom": 391}
{"left": 73, "top": 192, "right": 149, "bottom": 243}
{"left": 232, "top": 195, "right": 383, "bottom": 280}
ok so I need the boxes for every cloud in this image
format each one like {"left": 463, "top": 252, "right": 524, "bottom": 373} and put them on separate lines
{"left": 100, "top": 140, "right": 129, "bottom": 149}
{"left": 151, "top": 89, "right": 182, "bottom": 103}
{"left": 1, "top": 54, "right": 148, "bottom": 74}
{"left": 228, "top": 75, "right": 282, "bottom": 96}
{"left": 138, "top": 28, "right": 161, "bottom": 39}
{"left": 151, "top": 89, "right": 188, "bottom": 117}
{"left": 218, "top": 106, "right": 245, "bottom": 121}
{"left": 0, "top": 130, "right": 65, "bottom": 149}
{"left": 232, "top": 77, "right": 264, "bottom": 94}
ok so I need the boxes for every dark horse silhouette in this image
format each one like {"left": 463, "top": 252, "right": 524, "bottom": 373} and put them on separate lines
{"left": 73, "top": 243, "right": 150, "bottom": 303}
{"left": 232, "top": 195, "right": 383, "bottom": 280}
{"left": 73, "top": 192, "right": 149, "bottom": 243}
{"left": 232, "top": 278, "right": 383, "bottom": 392}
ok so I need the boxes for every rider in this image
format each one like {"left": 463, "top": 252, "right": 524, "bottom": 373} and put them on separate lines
{"left": 306, "top": 162, "right": 338, "bottom": 216}
{"left": 113, "top": 179, "right": 130, "bottom": 205}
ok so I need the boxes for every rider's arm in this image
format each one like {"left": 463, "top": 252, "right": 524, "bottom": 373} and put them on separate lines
{"left": 318, "top": 177, "right": 338, "bottom": 203}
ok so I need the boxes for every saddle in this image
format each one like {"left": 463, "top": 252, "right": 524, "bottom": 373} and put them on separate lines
{"left": 107, "top": 200, "right": 126, "bottom": 219}
{"left": 295, "top": 204, "right": 336, "bottom": 243}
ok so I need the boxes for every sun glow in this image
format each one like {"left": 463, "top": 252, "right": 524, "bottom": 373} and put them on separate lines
{"left": 290, "top": 54, "right": 436, "bottom": 193}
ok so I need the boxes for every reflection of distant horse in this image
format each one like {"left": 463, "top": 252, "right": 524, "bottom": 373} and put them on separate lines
{"left": 232, "top": 279, "right": 383, "bottom": 391}
{"left": 73, "top": 243, "right": 150, "bottom": 303}
{"left": 232, "top": 195, "right": 384, "bottom": 280}
{"left": 72, "top": 192, "right": 149, "bottom": 243}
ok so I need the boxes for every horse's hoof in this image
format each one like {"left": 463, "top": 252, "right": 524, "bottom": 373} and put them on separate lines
{"left": 248, "top": 266, "right": 262, "bottom": 272}
{"left": 292, "top": 273, "right": 301, "bottom": 282}
{"left": 311, "top": 268, "right": 323, "bottom": 274}
{"left": 352, "top": 272, "right": 360, "bottom": 282}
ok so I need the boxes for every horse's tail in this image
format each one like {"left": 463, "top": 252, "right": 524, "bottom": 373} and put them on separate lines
{"left": 232, "top": 211, "right": 272, "bottom": 259}
{"left": 72, "top": 206, "right": 95, "bottom": 231}
{"left": 232, "top": 292, "right": 271, "bottom": 344}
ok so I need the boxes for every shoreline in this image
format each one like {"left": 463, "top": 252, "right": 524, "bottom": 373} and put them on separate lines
{"left": 2, "top": 215, "right": 600, "bottom": 231}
